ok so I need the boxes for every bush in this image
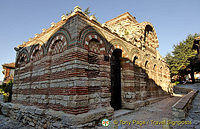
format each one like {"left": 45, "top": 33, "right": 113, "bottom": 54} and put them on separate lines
{"left": 174, "top": 81, "right": 180, "bottom": 85}
{"left": 0, "top": 80, "right": 13, "bottom": 102}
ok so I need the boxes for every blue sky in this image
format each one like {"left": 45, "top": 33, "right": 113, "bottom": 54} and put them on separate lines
{"left": 0, "top": 0, "right": 199, "bottom": 81}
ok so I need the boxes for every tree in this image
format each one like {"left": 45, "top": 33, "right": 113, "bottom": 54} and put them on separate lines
{"left": 165, "top": 33, "right": 200, "bottom": 81}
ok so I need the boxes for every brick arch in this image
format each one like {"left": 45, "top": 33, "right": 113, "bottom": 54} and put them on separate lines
{"left": 130, "top": 48, "right": 141, "bottom": 62}
{"left": 109, "top": 39, "right": 129, "bottom": 58}
{"left": 141, "top": 22, "right": 159, "bottom": 48}
{"left": 30, "top": 44, "right": 45, "bottom": 62}
{"left": 79, "top": 26, "right": 110, "bottom": 56}
{"left": 143, "top": 60, "right": 153, "bottom": 71}
{"left": 16, "top": 48, "right": 30, "bottom": 67}
{"left": 79, "top": 26, "right": 107, "bottom": 43}
{"left": 142, "top": 22, "right": 157, "bottom": 36}
{"left": 133, "top": 56, "right": 138, "bottom": 65}
{"left": 153, "top": 64, "right": 157, "bottom": 70}
{"left": 144, "top": 60, "right": 149, "bottom": 69}
{"left": 107, "top": 45, "right": 115, "bottom": 58}
{"left": 130, "top": 47, "right": 140, "bottom": 54}
{"left": 46, "top": 28, "right": 71, "bottom": 55}
{"left": 159, "top": 66, "right": 163, "bottom": 77}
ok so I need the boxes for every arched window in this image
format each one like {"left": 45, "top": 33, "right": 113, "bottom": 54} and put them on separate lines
{"left": 51, "top": 39, "right": 64, "bottom": 55}
{"left": 153, "top": 64, "right": 156, "bottom": 70}
{"left": 19, "top": 57, "right": 25, "bottom": 63}
{"left": 49, "top": 34, "right": 67, "bottom": 55}
{"left": 33, "top": 49, "right": 39, "bottom": 56}
{"left": 144, "top": 25, "right": 153, "bottom": 43}
{"left": 16, "top": 51, "right": 29, "bottom": 67}
{"left": 88, "top": 38, "right": 100, "bottom": 64}
{"left": 145, "top": 61, "right": 149, "bottom": 68}
{"left": 160, "top": 67, "right": 163, "bottom": 71}
{"left": 133, "top": 56, "right": 138, "bottom": 65}
{"left": 30, "top": 44, "right": 44, "bottom": 62}
{"left": 160, "top": 67, "right": 163, "bottom": 78}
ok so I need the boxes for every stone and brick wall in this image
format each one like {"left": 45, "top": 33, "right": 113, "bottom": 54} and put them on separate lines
{"left": 10, "top": 7, "right": 171, "bottom": 127}
{"left": 13, "top": 15, "right": 114, "bottom": 117}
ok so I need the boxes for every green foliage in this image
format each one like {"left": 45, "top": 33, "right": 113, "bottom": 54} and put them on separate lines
{"left": 0, "top": 88, "right": 9, "bottom": 96}
{"left": 165, "top": 33, "right": 200, "bottom": 78}
{"left": 0, "top": 80, "right": 13, "bottom": 102}
{"left": 174, "top": 81, "right": 180, "bottom": 85}
{"left": 84, "top": 7, "right": 91, "bottom": 15}
{"left": 66, "top": 7, "right": 92, "bottom": 16}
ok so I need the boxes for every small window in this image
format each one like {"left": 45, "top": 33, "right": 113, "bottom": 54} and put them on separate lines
{"left": 33, "top": 49, "right": 39, "bottom": 56}
{"left": 145, "top": 61, "right": 148, "bottom": 68}
{"left": 133, "top": 56, "right": 138, "bottom": 65}
{"left": 153, "top": 64, "right": 156, "bottom": 70}
{"left": 20, "top": 57, "right": 25, "bottom": 63}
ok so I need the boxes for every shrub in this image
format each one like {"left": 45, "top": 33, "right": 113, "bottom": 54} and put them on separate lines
{"left": 0, "top": 80, "right": 13, "bottom": 102}
{"left": 174, "top": 81, "right": 180, "bottom": 85}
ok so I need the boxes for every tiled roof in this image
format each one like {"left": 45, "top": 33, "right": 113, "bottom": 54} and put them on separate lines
{"left": 195, "top": 36, "right": 200, "bottom": 40}
{"left": 2, "top": 62, "right": 15, "bottom": 68}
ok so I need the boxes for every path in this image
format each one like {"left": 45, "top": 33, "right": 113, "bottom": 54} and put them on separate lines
{"left": 98, "top": 82, "right": 200, "bottom": 129}
{"left": 175, "top": 83, "right": 200, "bottom": 129}
{"left": 97, "top": 96, "right": 181, "bottom": 129}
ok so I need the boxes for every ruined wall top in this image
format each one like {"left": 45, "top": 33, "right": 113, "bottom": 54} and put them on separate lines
{"left": 15, "top": 6, "right": 159, "bottom": 52}
{"left": 105, "top": 12, "right": 159, "bottom": 49}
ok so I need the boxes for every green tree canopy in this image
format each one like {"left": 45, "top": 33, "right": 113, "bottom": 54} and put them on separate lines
{"left": 165, "top": 33, "right": 200, "bottom": 78}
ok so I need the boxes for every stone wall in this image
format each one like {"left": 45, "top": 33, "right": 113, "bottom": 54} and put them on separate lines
{"left": 0, "top": 102, "right": 111, "bottom": 128}
{"left": 120, "top": 58, "right": 168, "bottom": 109}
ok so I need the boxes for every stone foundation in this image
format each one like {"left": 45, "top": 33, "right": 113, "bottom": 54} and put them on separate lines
{"left": 0, "top": 102, "right": 113, "bottom": 128}
{"left": 0, "top": 95, "right": 170, "bottom": 128}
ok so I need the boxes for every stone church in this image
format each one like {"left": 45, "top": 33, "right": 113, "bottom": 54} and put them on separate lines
{"left": 8, "top": 6, "right": 170, "bottom": 128}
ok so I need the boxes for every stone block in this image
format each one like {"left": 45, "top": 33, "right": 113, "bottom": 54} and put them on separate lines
{"left": 1, "top": 103, "right": 11, "bottom": 116}
{"left": 125, "top": 94, "right": 132, "bottom": 99}
{"left": 35, "top": 108, "right": 45, "bottom": 115}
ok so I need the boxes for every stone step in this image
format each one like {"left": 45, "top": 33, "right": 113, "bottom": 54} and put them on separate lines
{"left": 172, "top": 89, "right": 199, "bottom": 120}
{"left": 113, "top": 109, "right": 134, "bottom": 118}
